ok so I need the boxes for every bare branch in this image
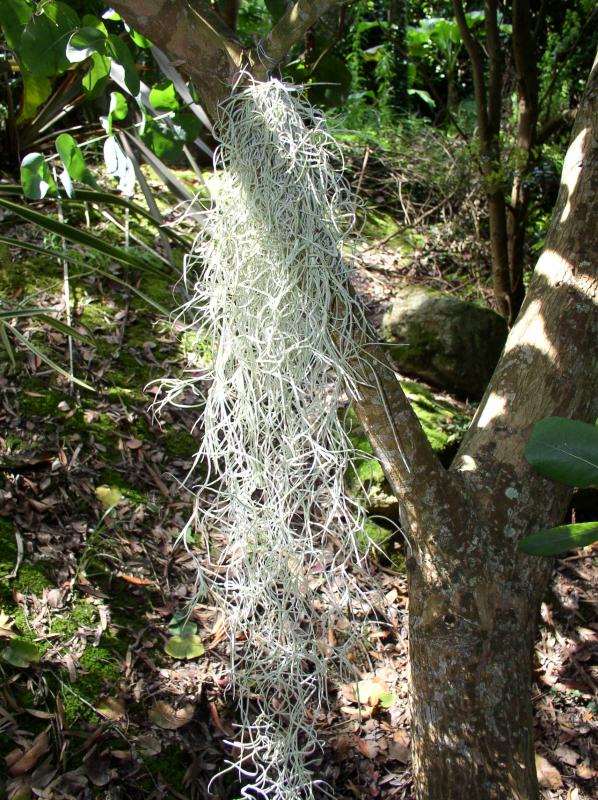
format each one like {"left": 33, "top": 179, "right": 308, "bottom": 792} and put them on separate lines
{"left": 256, "top": 0, "right": 340, "bottom": 73}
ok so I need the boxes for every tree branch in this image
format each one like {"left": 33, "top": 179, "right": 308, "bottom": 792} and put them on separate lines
{"left": 256, "top": 0, "right": 340, "bottom": 74}
{"left": 353, "top": 345, "right": 460, "bottom": 540}
{"left": 109, "top": 0, "right": 244, "bottom": 117}
{"left": 451, "top": 0, "right": 489, "bottom": 148}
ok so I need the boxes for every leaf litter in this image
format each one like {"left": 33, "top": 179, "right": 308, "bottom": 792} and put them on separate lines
{"left": 0, "top": 212, "right": 596, "bottom": 799}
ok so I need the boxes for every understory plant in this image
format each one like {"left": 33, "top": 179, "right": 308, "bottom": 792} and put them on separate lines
{"left": 158, "top": 77, "right": 376, "bottom": 798}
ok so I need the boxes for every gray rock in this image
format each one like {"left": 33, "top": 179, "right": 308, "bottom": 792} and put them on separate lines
{"left": 381, "top": 285, "right": 508, "bottom": 399}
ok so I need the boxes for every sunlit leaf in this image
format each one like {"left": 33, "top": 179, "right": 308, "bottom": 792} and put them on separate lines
{"left": 518, "top": 522, "right": 598, "bottom": 556}
{"left": 109, "top": 91, "right": 128, "bottom": 120}
{"left": 104, "top": 135, "right": 135, "bottom": 195}
{"left": 19, "top": 1, "right": 79, "bottom": 76}
{"left": 164, "top": 633, "right": 205, "bottom": 660}
{"left": 56, "top": 133, "right": 96, "bottom": 192}
{"left": 149, "top": 80, "right": 179, "bottom": 112}
{"left": 66, "top": 26, "right": 106, "bottom": 63}
{"left": 20, "top": 153, "right": 57, "bottom": 200}
{"left": 82, "top": 51, "right": 110, "bottom": 96}
{"left": 95, "top": 485, "right": 123, "bottom": 509}
{"left": 18, "top": 69, "right": 52, "bottom": 123}
{"left": 106, "top": 34, "right": 139, "bottom": 96}
{"left": 0, "top": 0, "right": 33, "bottom": 51}
{"left": 2, "top": 639, "right": 41, "bottom": 668}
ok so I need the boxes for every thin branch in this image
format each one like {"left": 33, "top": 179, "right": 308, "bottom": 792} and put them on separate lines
{"left": 256, "top": 0, "right": 340, "bottom": 72}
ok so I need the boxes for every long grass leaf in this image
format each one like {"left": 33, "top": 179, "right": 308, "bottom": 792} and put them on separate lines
{"left": 0, "top": 197, "right": 171, "bottom": 277}
{"left": 0, "top": 236, "right": 172, "bottom": 315}
{"left": 0, "top": 323, "right": 17, "bottom": 369}
{"left": 4, "top": 322, "right": 95, "bottom": 391}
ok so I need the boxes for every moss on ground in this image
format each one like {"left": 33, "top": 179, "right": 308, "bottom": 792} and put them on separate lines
{"left": 162, "top": 429, "right": 198, "bottom": 458}
{"left": 145, "top": 744, "right": 187, "bottom": 792}
{"left": 0, "top": 519, "right": 52, "bottom": 598}
{"left": 61, "top": 643, "right": 122, "bottom": 724}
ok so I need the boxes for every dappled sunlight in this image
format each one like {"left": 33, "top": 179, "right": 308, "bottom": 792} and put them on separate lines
{"left": 474, "top": 391, "right": 508, "bottom": 429}
{"left": 505, "top": 298, "right": 558, "bottom": 361}
{"left": 560, "top": 127, "right": 588, "bottom": 223}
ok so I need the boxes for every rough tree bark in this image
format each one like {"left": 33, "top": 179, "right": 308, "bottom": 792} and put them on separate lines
{"left": 108, "top": 3, "right": 598, "bottom": 796}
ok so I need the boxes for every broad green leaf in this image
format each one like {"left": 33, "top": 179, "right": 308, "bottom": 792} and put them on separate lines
{"left": 18, "top": 69, "right": 52, "bottom": 122}
{"left": 149, "top": 81, "right": 179, "bottom": 112}
{"left": 525, "top": 417, "right": 598, "bottom": 488}
{"left": 56, "top": 133, "right": 95, "bottom": 190}
{"left": 127, "top": 27, "right": 152, "bottom": 48}
{"left": 109, "top": 91, "right": 128, "bottom": 120}
{"left": 140, "top": 117, "right": 184, "bottom": 161}
{"left": 81, "top": 14, "right": 108, "bottom": 35}
{"left": 66, "top": 26, "right": 106, "bottom": 63}
{"left": 19, "top": 1, "right": 80, "bottom": 76}
{"left": 2, "top": 639, "right": 41, "bottom": 668}
{"left": 104, "top": 135, "right": 135, "bottom": 195}
{"left": 106, "top": 34, "right": 139, "bottom": 96}
{"left": 164, "top": 633, "right": 205, "bottom": 660}
{"left": 0, "top": 0, "right": 33, "bottom": 50}
{"left": 20, "top": 153, "right": 57, "bottom": 200}
{"left": 518, "top": 522, "right": 598, "bottom": 556}
{"left": 102, "top": 9, "right": 122, "bottom": 21}
{"left": 82, "top": 51, "right": 110, "bottom": 96}
{"left": 265, "top": 0, "right": 287, "bottom": 22}
{"left": 0, "top": 198, "right": 170, "bottom": 278}
{"left": 168, "top": 611, "right": 197, "bottom": 637}
{"left": 308, "top": 54, "right": 352, "bottom": 108}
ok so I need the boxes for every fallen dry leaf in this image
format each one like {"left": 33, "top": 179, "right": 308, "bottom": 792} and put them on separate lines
{"left": 96, "top": 696, "right": 125, "bottom": 721}
{"left": 535, "top": 753, "right": 563, "bottom": 790}
{"left": 7, "top": 732, "right": 50, "bottom": 777}
{"left": 148, "top": 700, "right": 195, "bottom": 730}
{"left": 576, "top": 762, "right": 596, "bottom": 780}
{"left": 388, "top": 729, "right": 410, "bottom": 764}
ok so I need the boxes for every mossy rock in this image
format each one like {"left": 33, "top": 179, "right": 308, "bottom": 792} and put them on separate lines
{"left": 381, "top": 285, "right": 508, "bottom": 400}
{"left": 343, "top": 382, "right": 471, "bottom": 518}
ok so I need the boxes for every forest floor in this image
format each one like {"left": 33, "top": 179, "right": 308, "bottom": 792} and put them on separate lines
{"left": 0, "top": 197, "right": 597, "bottom": 800}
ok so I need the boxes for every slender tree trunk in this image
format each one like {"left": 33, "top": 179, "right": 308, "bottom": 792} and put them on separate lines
{"left": 357, "top": 52, "right": 598, "bottom": 799}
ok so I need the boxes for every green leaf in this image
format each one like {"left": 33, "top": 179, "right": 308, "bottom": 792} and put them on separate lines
{"left": 379, "top": 692, "right": 398, "bottom": 709}
{"left": 56, "top": 133, "right": 96, "bottom": 192}
{"left": 265, "top": 0, "right": 287, "bottom": 22}
{"left": 164, "top": 633, "right": 205, "bottom": 660}
{"left": 127, "top": 27, "right": 152, "bottom": 48}
{"left": 168, "top": 611, "right": 197, "bottom": 637}
{"left": 66, "top": 26, "right": 106, "bottom": 62}
{"left": 109, "top": 91, "right": 128, "bottom": 120}
{"left": 149, "top": 80, "right": 179, "bottom": 112}
{"left": 518, "top": 522, "right": 598, "bottom": 556}
{"left": 140, "top": 117, "right": 184, "bottom": 161}
{"left": 18, "top": 69, "right": 52, "bottom": 122}
{"left": 104, "top": 135, "right": 135, "bottom": 195}
{"left": 82, "top": 51, "right": 110, "bottom": 96}
{"left": 2, "top": 638, "right": 41, "bottom": 668}
{"left": 81, "top": 14, "right": 108, "bottom": 35}
{"left": 525, "top": 417, "right": 598, "bottom": 488}
{"left": 0, "top": 0, "right": 33, "bottom": 50}
{"left": 19, "top": 1, "right": 80, "bottom": 76}
{"left": 106, "top": 34, "right": 139, "bottom": 96}
{"left": 0, "top": 324, "right": 17, "bottom": 369}
{"left": 20, "top": 153, "right": 57, "bottom": 200}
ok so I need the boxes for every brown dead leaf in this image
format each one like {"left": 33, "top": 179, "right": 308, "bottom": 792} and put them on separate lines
{"left": 126, "top": 439, "right": 144, "bottom": 450}
{"left": 535, "top": 754, "right": 563, "bottom": 790}
{"left": 355, "top": 736, "right": 379, "bottom": 759}
{"left": 137, "top": 733, "right": 161, "bottom": 757}
{"left": 85, "top": 754, "right": 112, "bottom": 787}
{"left": 576, "top": 762, "right": 597, "bottom": 780}
{"left": 7, "top": 732, "right": 49, "bottom": 777}
{"left": 149, "top": 700, "right": 195, "bottom": 730}
{"left": 554, "top": 744, "right": 579, "bottom": 767}
{"left": 388, "top": 729, "right": 410, "bottom": 764}
{"left": 96, "top": 696, "right": 125, "bottom": 721}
